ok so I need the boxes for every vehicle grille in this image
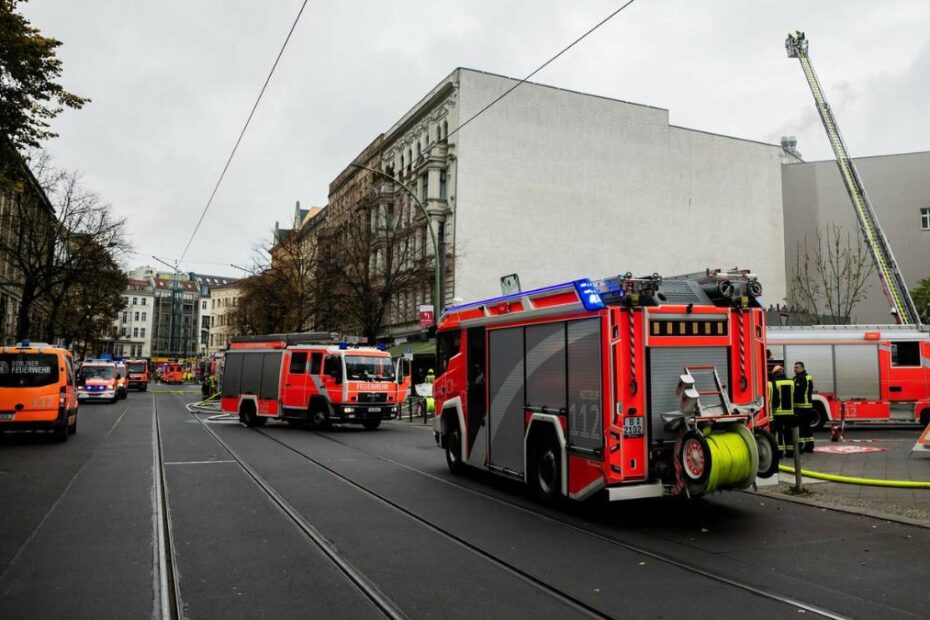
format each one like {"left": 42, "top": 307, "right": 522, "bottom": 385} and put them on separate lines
{"left": 358, "top": 392, "right": 387, "bottom": 403}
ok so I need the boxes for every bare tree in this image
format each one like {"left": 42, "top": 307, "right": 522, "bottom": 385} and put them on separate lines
{"left": 788, "top": 224, "right": 873, "bottom": 324}
{"left": 0, "top": 151, "right": 131, "bottom": 340}
{"left": 315, "top": 192, "right": 432, "bottom": 342}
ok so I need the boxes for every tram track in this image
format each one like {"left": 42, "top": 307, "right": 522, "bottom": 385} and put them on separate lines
{"left": 172, "top": 394, "right": 407, "bottom": 620}
{"left": 180, "top": 401, "right": 612, "bottom": 620}
{"left": 152, "top": 393, "right": 181, "bottom": 619}
{"left": 261, "top": 423, "right": 853, "bottom": 620}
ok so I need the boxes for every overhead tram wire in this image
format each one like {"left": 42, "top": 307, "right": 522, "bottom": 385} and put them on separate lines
{"left": 446, "top": 0, "right": 637, "bottom": 142}
{"left": 343, "top": 0, "right": 638, "bottom": 175}
{"left": 175, "top": 0, "right": 311, "bottom": 268}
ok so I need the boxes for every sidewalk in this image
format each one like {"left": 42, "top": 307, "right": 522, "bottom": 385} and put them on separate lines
{"left": 757, "top": 426, "right": 930, "bottom": 526}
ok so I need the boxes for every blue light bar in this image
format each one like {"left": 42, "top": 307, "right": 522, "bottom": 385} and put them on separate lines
{"left": 573, "top": 279, "right": 606, "bottom": 311}
{"left": 443, "top": 280, "right": 577, "bottom": 314}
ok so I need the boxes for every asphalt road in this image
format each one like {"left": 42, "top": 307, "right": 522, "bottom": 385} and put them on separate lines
{"left": 1, "top": 389, "right": 927, "bottom": 619}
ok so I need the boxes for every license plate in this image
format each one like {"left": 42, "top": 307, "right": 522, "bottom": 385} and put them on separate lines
{"left": 623, "top": 416, "right": 644, "bottom": 438}
{"left": 368, "top": 407, "right": 380, "bottom": 413}
{"left": 0, "top": 412, "right": 13, "bottom": 421}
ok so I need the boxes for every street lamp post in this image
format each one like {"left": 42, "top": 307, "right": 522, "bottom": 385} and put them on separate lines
{"left": 350, "top": 164, "right": 442, "bottom": 333}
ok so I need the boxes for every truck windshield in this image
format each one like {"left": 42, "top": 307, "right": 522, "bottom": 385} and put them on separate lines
{"left": 80, "top": 366, "right": 115, "bottom": 380}
{"left": 345, "top": 356, "right": 395, "bottom": 381}
{"left": 0, "top": 353, "right": 59, "bottom": 388}
{"left": 127, "top": 363, "right": 146, "bottom": 373}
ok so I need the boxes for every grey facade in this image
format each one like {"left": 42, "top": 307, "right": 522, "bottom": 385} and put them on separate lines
{"left": 782, "top": 151, "right": 930, "bottom": 323}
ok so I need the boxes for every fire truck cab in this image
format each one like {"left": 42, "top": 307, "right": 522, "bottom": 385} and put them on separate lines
{"left": 434, "top": 269, "right": 778, "bottom": 503}
{"left": 221, "top": 333, "right": 406, "bottom": 430}
{"left": 125, "top": 359, "right": 149, "bottom": 391}
{"left": 767, "top": 325, "right": 930, "bottom": 427}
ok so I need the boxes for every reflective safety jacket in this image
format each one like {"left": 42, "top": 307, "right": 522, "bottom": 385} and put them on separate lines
{"left": 770, "top": 376, "right": 795, "bottom": 416}
{"left": 794, "top": 371, "right": 813, "bottom": 409}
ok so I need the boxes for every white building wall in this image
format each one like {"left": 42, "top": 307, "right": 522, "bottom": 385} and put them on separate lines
{"left": 451, "top": 69, "right": 788, "bottom": 306}
{"left": 114, "top": 292, "right": 154, "bottom": 358}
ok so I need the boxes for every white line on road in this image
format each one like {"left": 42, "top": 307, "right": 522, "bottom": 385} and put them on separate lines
{"left": 163, "top": 460, "right": 235, "bottom": 466}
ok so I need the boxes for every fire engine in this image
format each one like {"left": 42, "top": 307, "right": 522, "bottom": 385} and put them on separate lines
{"left": 767, "top": 326, "right": 930, "bottom": 428}
{"left": 125, "top": 358, "right": 149, "bottom": 391}
{"left": 221, "top": 333, "right": 412, "bottom": 430}
{"left": 433, "top": 269, "right": 779, "bottom": 503}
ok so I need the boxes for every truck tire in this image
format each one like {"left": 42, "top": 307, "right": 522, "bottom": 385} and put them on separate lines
{"left": 528, "top": 431, "right": 562, "bottom": 502}
{"left": 754, "top": 428, "right": 779, "bottom": 479}
{"left": 811, "top": 402, "right": 828, "bottom": 431}
{"left": 680, "top": 430, "right": 711, "bottom": 484}
{"left": 52, "top": 422, "right": 68, "bottom": 443}
{"left": 239, "top": 402, "right": 263, "bottom": 427}
{"left": 68, "top": 412, "right": 77, "bottom": 435}
{"left": 920, "top": 408, "right": 930, "bottom": 427}
{"left": 444, "top": 419, "right": 464, "bottom": 476}
{"left": 362, "top": 419, "right": 381, "bottom": 430}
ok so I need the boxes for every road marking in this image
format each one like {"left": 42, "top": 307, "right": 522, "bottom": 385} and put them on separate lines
{"left": 163, "top": 460, "right": 235, "bottom": 466}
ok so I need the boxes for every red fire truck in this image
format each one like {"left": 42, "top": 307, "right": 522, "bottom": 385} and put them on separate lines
{"left": 433, "top": 269, "right": 779, "bottom": 503}
{"left": 221, "top": 333, "right": 411, "bottom": 430}
{"left": 125, "top": 359, "right": 149, "bottom": 391}
{"left": 767, "top": 325, "right": 930, "bottom": 428}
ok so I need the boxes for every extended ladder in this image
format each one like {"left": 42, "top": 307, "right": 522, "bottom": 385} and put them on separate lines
{"left": 786, "top": 31, "right": 920, "bottom": 326}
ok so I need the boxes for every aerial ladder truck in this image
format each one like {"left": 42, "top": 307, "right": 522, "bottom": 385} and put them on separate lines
{"left": 768, "top": 33, "right": 930, "bottom": 430}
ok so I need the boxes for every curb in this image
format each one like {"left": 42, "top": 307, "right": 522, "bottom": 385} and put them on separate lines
{"left": 747, "top": 485, "right": 930, "bottom": 530}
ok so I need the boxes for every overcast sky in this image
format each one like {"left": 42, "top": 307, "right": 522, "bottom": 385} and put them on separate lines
{"left": 21, "top": 0, "right": 930, "bottom": 278}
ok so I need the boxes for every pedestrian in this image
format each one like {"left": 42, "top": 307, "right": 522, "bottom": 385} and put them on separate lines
{"left": 425, "top": 368, "right": 436, "bottom": 384}
{"left": 769, "top": 365, "right": 796, "bottom": 456}
{"left": 793, "top": 361, "right": 815, "bottom": 453}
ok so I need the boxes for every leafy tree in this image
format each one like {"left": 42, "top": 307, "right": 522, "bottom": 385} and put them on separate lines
{"left": 0, "top": 0, "right": 88, "bottom": 156}
{"left": 911, "top": 277, "right": 930, "bottom": 325}
{"left": 788, "top": 224, "right": 873, "bottom": 324}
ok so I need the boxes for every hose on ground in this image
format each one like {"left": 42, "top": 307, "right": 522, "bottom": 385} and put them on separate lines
{"left": 778, "top": 464, "right": 930, "bottom": 489}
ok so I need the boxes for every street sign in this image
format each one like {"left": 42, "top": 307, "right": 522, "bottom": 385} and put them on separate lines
{"left": 418, "top": 305, "right": 434, "bottom": 329}
{"left": 404, "top": 346, "right": 414, "bottom": 361}
{"left": 500, "top": 273, "right": 521, "bottom": 295}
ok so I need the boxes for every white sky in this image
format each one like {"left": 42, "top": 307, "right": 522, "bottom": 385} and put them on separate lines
{"left": 21, "top": 0, "right": 930, "bottom": 277}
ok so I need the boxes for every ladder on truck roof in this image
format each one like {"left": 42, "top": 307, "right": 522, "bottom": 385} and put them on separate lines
{"left": 786, "top": 32, "right": 921, "bottom": 326}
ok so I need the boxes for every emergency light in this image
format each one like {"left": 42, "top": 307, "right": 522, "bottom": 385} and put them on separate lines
{"left": 573, "top": 279, "right": 606, "bottom": 311}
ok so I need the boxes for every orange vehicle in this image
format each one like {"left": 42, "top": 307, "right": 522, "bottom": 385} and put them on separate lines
{"left": 0, "top": 342, "right": 79, "bottom": 442}
{"left": 77, "top": 361, "right": 120, "bottom": 403}
{"left": 125, "top": 359, "right": 149, "bottom": 391}
{"left": 221, "top": 333, "right": 411, "bottom": 430}
{"left": 115, "top": 363, "right": 129, "bottom": 399}
{"left": 162, "top": 363, "right": 184, "bottom": 384}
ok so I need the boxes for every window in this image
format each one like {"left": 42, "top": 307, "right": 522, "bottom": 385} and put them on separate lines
{"left": 141, "top": 298, "right": 146, "bottom": 306}
{"left": 140, "top": 328, "right": 145, "bottom": 338}
{"left": 122, "top": 312, "right": 128, "bottom": 323}
{"left": 120, "top": 327, "right": 127, "bottom": 337}
{"left": 202, "top": 300, "right": 207, "bottom": 310}
{"left": 142, "top": 312, "right": 146, "bottom": 321}
{"left": 289, "top": 352, "right": 307, "bottom": 374}
{"left": 922, "top": 208, "right": 930, "bottom": 231}
{"left": 309, "top": 352, "right": 323, "bottom": 374}
{"left": 891, "top": 341, "right": 921, "bottom": 366}
{"left": 420, "top": 174, "right": 428, "bottom": 201}
{"left": 439, "top": 170, "right": 447, "bottom": 200}
{"left": 437, "top": 330, "right": 460, "bottom": 375}
{"left": 134, "top": 312, "right": 140, "bottom": 321}
{"left": 133, "top": 327, "right": 139, "bottom": 338}
{"left": 132, "top": 297, "right": 137, "bottom": 305}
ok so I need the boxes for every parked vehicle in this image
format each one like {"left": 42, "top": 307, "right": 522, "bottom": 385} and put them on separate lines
{"left": 0, "top": 342, "right": 79, "bottom": 441}
{"left": 768, "top": 325, "right": 930, "bottom": 428}
{"left": 221, "top": 333, "right": 411, "bottom": 430}
{"left": 433, "top": 269, "right": 778, "bottom": 503}
{"left": 77, "top": 361, "right": 119, "bottom": 404}
{"left": 125, "top": 359, "right": 149, "bottom": 391}
{"left": 115, "top": 363, "right": 129, "bottom": 399}
{"left": 162, "top": 363, "right": 184, "bottom": 385}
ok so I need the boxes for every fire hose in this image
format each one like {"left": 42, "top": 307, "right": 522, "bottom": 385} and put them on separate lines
{"left": 778, "top": 464, "right": 930, "bottom": 489}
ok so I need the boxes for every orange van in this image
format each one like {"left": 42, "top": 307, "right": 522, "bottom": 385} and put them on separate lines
{"left": 0, "top": 343, "right": 79, "bottom": 442}
{"left": 163, "top": 363, "right": 184, "bottom": 385}
{"left": 77, "top": 361, "right": 119, "bottom": 403}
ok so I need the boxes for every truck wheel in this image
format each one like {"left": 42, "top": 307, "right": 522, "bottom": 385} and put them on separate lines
{"left": 362, "top": 419, "right": 381, "bottom": 430}
{"left": 754, "top": 428, "right": 779, "bottom": 479}
{"left": 52, "top": 422, "right": 68, "bottom": 443}
{"left": 920, "top": 408, "right": 930, "bottom": 427}
{"left": 444, "top": 419, "right": 464, "bottom": 475}
{"left": 240, "top": 402, "right": 261, "bottom": 427}
{"left": 811, "top": 403, "right": 828, "bottom": 431}
{"left": 528, "top": 432, "right": 562, "bottom": 502}
{"left": 680, "top": 431, "right": 711, "bottom": 484}
{"left": 68, "top": 412, "right": 77, "bottom": 435}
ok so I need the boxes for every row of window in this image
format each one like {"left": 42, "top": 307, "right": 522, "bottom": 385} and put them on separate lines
{"left": 397, "top": 120, "right": 449, "bottom": 174}
{"left": 122, "top": 311, "right": 147, "bottom": 323}
{"left": 113, "top": 343, "right": 144, "bottom": 357}
{"left": 211, "top": 297, "right": 238, "bottom": 309}
{"left": 126, "top": 296, "right": 148, "bottom": 306}
{"left": 119, "top": 327, "right": 146, "bottom": 338}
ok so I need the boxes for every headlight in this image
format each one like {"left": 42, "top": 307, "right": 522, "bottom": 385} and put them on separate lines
{"left": 344, "top": 407, "right": 355, "bottom": 413}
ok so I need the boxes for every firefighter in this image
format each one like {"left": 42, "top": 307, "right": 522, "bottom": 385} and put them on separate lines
{"left": 769, "top": 365, "right": 796, "bottom": 455}
{"left": 425, "top": 368, "right": 436, "bottom": 384}
{"left": 793, "top": 361, "right": 815, "bottom": 453}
